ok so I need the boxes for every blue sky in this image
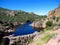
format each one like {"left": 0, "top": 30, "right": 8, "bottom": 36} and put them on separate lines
{"left": 0, "top": 0, "right": 60, "bottom": 15}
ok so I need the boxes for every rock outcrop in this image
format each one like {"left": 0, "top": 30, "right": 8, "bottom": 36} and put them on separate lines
{"left": 48, "top": 4, "right": 60, "bottom": 18}
{"left": 3, "top": 31, "right": 39, "bottom": 45}
{"left": 30, "top": 19, "right": 47, "bottom": 31}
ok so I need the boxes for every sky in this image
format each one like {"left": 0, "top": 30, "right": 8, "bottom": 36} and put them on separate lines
{"left": 0, "top": 0, "right": 60, "bottom": 15}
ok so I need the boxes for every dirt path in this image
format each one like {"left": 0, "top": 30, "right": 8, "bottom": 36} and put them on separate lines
{"left": 29, "top": 29, "right": 60, "bottom": 45}
{"left": 46, "top": 29, "right": 60, "bottom": 45}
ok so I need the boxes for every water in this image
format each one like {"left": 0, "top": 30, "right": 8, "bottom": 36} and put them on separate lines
{"left": 12, "top": 21, "right": 35, "bottom": 36}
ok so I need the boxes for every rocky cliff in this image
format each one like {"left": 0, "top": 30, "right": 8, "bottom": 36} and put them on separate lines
{"left": 48, "top": 4, "right": 60, "bottom": 18}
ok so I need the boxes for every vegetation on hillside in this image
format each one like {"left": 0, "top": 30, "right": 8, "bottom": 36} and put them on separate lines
{"left": 0, "top": 7, "right": 47, "bottom": 23}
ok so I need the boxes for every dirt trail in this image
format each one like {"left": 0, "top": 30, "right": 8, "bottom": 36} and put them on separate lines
{"left": 29, "top": 29, "right": 60, "bottom": 45}
{"left": 46, "top": 29, "right": 60, "bottom": 45}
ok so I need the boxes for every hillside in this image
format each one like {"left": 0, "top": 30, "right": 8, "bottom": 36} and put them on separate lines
{"left": 0, "top": 7, "right": 47, "bottom": 23}
{"left": 48, "top": 4, "right": 60, "bottom": 18}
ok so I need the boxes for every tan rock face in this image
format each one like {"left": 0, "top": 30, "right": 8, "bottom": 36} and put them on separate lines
{"left": 54, "top": 8, "right": 60, "bottom": 17}
{"left": 48, "top": 10, "right": 55, "bottom": 18}
{"left": 48, "top": 4, "right": 60, "bottom": 18}
{"left": 6, "top": 11, "right": 15, "bottom": 16}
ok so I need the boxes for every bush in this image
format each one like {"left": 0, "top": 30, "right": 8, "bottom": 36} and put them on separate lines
{"left": 52, "top": 15, "right": 56, "bottom": 20}
{"left": 46, "top": 21, "right": 53, "bottom": 27}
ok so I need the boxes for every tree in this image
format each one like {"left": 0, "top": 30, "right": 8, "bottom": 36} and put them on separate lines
{"left": 46, "top": 20, "right": 53, "bottom": 27}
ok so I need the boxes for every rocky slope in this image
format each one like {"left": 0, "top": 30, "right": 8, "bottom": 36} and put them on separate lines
{"left": 48, "top": 4, "right": 60, "bottom": 18}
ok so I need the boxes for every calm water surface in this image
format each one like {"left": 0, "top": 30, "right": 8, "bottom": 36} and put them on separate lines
{"left": 12, "top": 22, "right": 35, "bottom": 36}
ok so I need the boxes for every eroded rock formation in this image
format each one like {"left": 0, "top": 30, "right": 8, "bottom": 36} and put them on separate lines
{"left": 48, "top": 4, "right": 60, "bottom": 18}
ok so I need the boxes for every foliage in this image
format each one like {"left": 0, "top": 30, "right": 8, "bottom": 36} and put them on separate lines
{"left": 0, "top": 7, "right": 47, "bottom": 23}
{"left": 36, "top": 33, "right": 57, "bottom": 45}
{"left": 52, "top": 15, "right": 56, "bottom": 20}
{"left": 41, "top": 34, "right": 53, "bottom": 43}
{"left": 46, "top": 20, "right": 53, "bottom": 27}
{"left": 56, "top": 17, "right": 59, "bottom": 22}
{"left": 29, "top": 38, "right": 33, "bottom": 43}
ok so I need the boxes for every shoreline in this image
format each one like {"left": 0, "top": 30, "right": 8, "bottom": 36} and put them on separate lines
{"left": 3, "top": 31, "right": 39, "bottom": 45}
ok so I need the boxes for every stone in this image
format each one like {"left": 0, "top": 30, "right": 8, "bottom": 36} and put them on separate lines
{"left": 3, "top": 31, "right": 39, "bottom": 45}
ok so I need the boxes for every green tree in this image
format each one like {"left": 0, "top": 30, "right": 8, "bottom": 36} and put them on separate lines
{"left": 46, "top": 20, "right": 53, "bottom": 27}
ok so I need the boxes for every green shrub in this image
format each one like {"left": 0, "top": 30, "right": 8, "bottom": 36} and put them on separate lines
{"left": 46, "top": 20, "right": 53, "bottom": 27}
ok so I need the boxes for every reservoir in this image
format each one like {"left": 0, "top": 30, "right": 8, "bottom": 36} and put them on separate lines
{"left": 12, "top": 21, "right": 35, "bottom": 36}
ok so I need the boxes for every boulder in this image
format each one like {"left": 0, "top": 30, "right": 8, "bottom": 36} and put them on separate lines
{"left": 30, "top": 20, "right": 47, "bottom": 31}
